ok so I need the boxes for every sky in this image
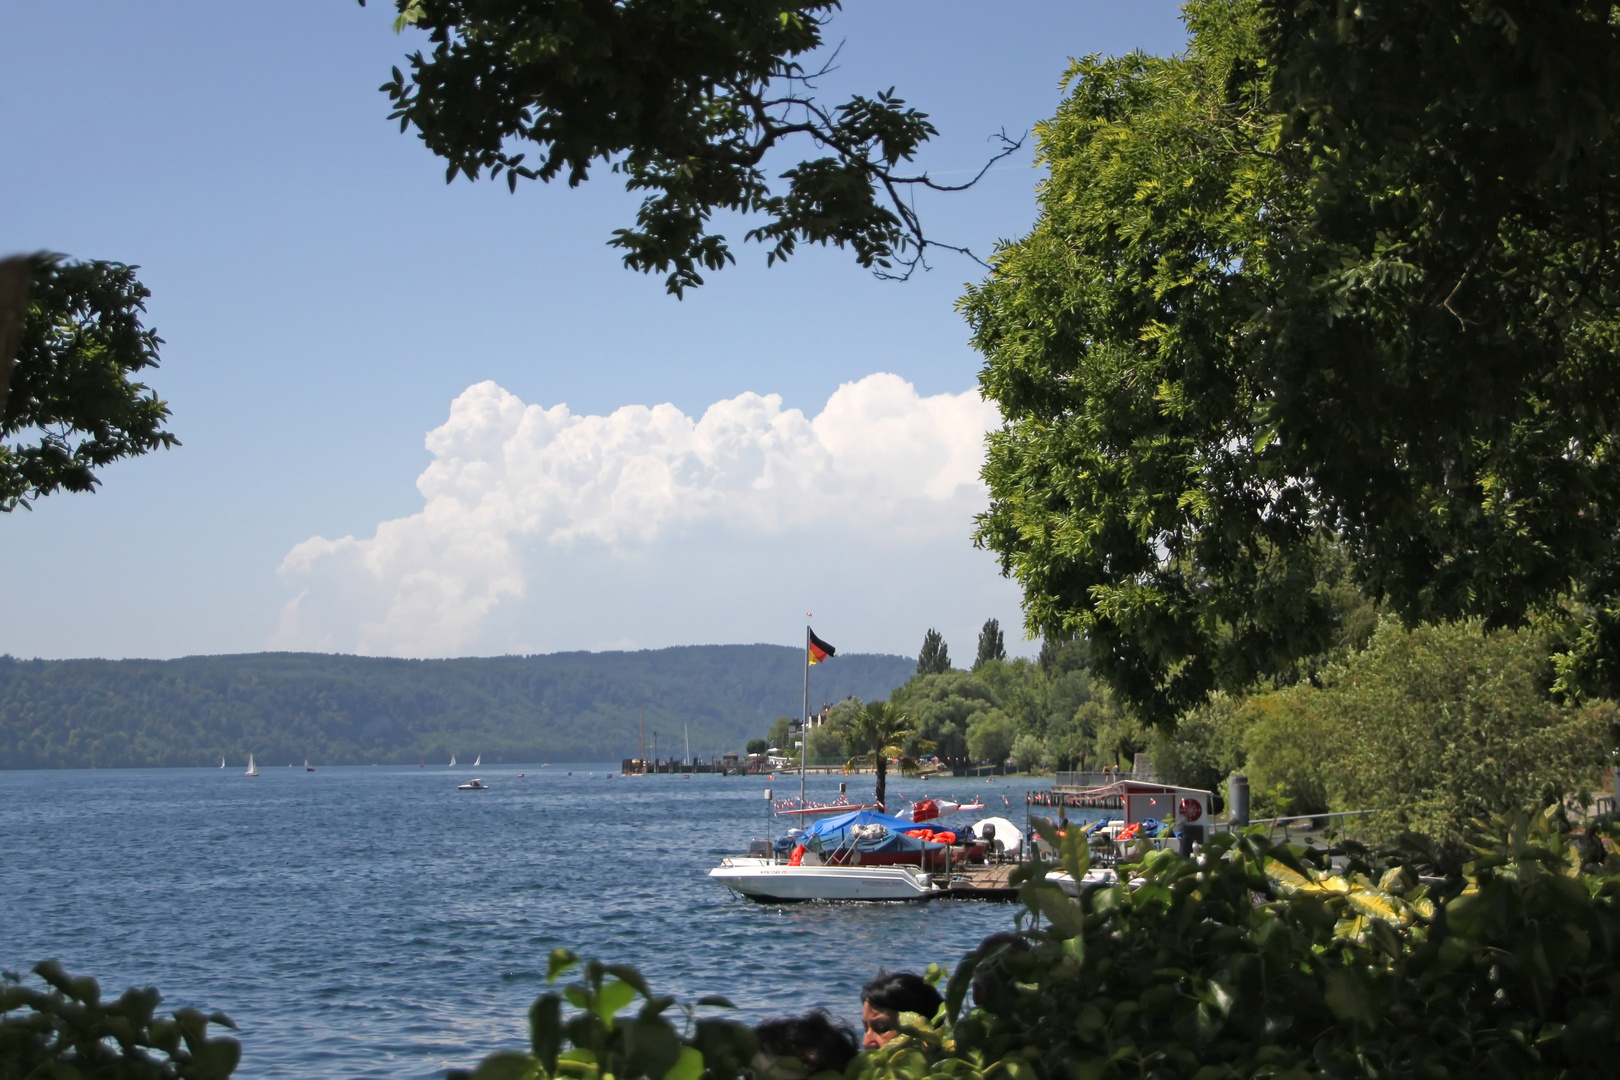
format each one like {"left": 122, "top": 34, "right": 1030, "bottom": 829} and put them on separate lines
{"left": 1, "top": 1, "right": 1189, "bottom": 663}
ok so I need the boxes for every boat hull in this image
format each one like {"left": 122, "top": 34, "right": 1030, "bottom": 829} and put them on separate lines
{"left": 1049, "top": 868, "right": 1121, "bottom": 897}
{"left": 708, "top": 859, "right": 935, "bottom": 902}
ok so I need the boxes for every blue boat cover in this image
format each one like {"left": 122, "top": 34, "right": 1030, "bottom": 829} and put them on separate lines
{"left": 798, "top": 809, "right": 948, "bottom": 853}
{"left": 799, "top": 808, "right": 927, "bottom": 841}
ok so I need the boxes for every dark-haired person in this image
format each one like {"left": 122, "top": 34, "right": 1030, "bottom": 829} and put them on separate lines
{"left": 859, "top": 971, "right": 943, "bottom": 1049}
{"left": 753, "top": 1010, "right": 859, "bottom": 1077}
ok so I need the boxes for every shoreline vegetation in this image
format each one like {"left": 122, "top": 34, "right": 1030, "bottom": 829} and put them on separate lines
{"left": 0, "top": 647, "right": 915, "bottom": 771}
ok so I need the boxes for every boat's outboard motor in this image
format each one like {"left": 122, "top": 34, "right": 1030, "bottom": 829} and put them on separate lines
{"left": 979, "top": 821, "right": 1004, "bottom": 860}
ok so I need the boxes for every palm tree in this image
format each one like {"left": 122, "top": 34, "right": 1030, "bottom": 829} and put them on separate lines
{"left": 842, "top": 700, "right": 923, "bottom": 810}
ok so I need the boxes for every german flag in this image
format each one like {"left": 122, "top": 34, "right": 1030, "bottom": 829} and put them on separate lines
{"left": 808, "top": 629, "right": 836, "bottom": 665}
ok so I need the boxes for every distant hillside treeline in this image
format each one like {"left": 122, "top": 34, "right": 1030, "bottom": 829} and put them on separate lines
{"left": 0, "top": 647, "right": 916, "bottom": 769}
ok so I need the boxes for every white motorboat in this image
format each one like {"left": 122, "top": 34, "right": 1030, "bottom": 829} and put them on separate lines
{"left": 1048, "top": 866, "right": 1122, "bottom": 897}
{"left": 709, "top": 809, "right": 955, "bottom": 901}
{"left": 458, "top": 778, "right": 489, "bottom": 791}
{"left": 708, "top": 857, "right": 935, "bottom": 901}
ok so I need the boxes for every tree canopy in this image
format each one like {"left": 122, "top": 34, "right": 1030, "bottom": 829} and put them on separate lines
{"left": 366, "top": 0, "right": 1015, "bottom": 294}
{"left": 968, "top": 0, "right": 1620, "bottom": 721}
{"left": 1, "top": 255, "right": 177, "bottom": 512}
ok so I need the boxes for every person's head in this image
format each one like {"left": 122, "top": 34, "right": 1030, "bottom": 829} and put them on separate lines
{"left": 968, "top": 932, "right": 1032, "bottom": 1014}
{"left": 859, "top": 971, "right": 943, "bottom": 1049}
{"left": 753, "top": 1010, "right": 859, "bottom": 1077}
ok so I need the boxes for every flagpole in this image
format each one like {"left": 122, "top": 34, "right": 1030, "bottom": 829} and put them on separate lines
{"left": 801, "top": 624, "right": 810, "bottom": 809}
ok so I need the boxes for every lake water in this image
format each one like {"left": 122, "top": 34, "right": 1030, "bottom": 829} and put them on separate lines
{"left": 0, "top": 765, "right": 1048, "bottom": 1078}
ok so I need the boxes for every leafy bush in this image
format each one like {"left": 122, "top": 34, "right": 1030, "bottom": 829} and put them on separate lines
{"left": 1148, "top": 692, "right": 1247, "bottom": 796}
{"left": 1010, "top": 734, "right": 1043, "bottom": 773}
{"left": 1241, "top": 620, "right": 1615, "bottom": 847}
{"left": 966, "top": 711, "right": 1017, "bottom": 766}
{"left": 855, "top": 809, "right": 1620, "bottom": 1080}
{"left": 0, "top": 961, "right": 239, "bottom": 1080}
{"left": 442, "top": 950, "right": 756, "bottom": 1080}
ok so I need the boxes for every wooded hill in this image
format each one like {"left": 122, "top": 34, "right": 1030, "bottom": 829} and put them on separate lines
{"left": 0, "top": 647, "right": 915, "bottom": 769}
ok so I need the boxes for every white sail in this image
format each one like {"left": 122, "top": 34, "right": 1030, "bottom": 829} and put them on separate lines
{"left": 449, "top": 754, "right": 457, "bottom": 767}
{"left": 245, "top": 754, "right": 259, "bottom": 777}
{"left": 219, "top": 757, "right": 225, "bottom": 769}
{"left": 473, "top": 755, "right": 481, "bottom": 767}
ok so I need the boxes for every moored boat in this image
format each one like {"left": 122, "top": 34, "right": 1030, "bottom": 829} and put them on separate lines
{"left": 709, "top": 809, "right": 956, "bottom": 901}
{"left": 709, "top": 858, "right": 935, "bottom": 901}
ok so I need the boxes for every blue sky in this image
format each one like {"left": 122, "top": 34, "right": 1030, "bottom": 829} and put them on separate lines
{"left": 1, "top": 1, "right": 1187, "bottom": 661}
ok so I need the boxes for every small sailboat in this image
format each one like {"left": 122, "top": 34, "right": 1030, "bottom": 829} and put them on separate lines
{"left": 449, "top": 754, "right": 457, "bottom": 767}
{"left": 472, "top": 754, "right": 481, "bottom": 767}
{"left": 219, "top": 756, "right": 225, "bottom": 769}
{"left": 305, "top": 759, "right": 314, "bottom": 772}
{"left": 245, "top": 754, "right": 259, "bottom": 777}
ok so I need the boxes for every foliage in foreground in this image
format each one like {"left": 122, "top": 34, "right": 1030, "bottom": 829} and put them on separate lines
{"left": 859, "top": 811, "right": 1620, "bottom": 1080}
{"left": 0, "top": 961, "right": 238, "bottom": 1080}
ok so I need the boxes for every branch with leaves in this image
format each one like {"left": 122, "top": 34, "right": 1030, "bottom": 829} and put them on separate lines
{"left": 1, "top": 254, "right": 177, "bottom": 512}
{"left": 361, "top": 0, "right": 1021, "bottom": 295}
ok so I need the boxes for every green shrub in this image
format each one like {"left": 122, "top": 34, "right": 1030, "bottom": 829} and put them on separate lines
{"left": 1010, "top": 734, "right": 1044, "bottom": 773}
{"left": 0, "top": 961, "right": 239, "bottom": 1080}
{"left": 1148, "top": 692, "right": 1247, "bottom": 795}
{"left": 1240, "top": 619, "right": 1615, "bottom": 848}
{"left": 966, "top": 711, "right": 1017, "bottom": 766}
{"left": 443, "top": 951, "right": 758, "bottom": 1080}
{"left": 855, "top": 809, "right": 1620, "bottom": 1080}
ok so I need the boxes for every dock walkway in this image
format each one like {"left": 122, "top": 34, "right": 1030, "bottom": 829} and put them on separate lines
{"left": 938, "top": 862, "right": 1023, "bottom": 900}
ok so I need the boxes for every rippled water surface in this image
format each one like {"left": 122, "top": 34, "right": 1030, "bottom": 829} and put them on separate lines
{"left": 1, "top": 766, "right": 1049, "bottom": 1078}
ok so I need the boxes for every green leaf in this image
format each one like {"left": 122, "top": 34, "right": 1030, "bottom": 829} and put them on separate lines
{"left": 663, "top": 1046, "right": 704, "bottom": 1080}
{"left": 530, "top": 993, "right": 563, "bottom": 1071}
{"left": 471, "top": 1050, "right": 546, "bottom": 1080}
{"left": 594, "top": 979, "right": 636, "bottom": 1025}
{"left": 547, "top": 949, "right": 579, "bottom": 983}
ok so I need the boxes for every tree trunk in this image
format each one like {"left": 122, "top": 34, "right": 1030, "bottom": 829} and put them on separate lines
{"left": 874, "top": 754, "right": 888, "bottom": 809}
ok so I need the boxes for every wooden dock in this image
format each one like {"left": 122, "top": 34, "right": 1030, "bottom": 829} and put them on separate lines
{"left": 937, "top": 862, "right": 1023, "bottom": 900}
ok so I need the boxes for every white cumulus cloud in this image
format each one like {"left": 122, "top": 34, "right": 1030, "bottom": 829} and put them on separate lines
{"left": 274, "top": 373, "right": 1021, "bottom": 657}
